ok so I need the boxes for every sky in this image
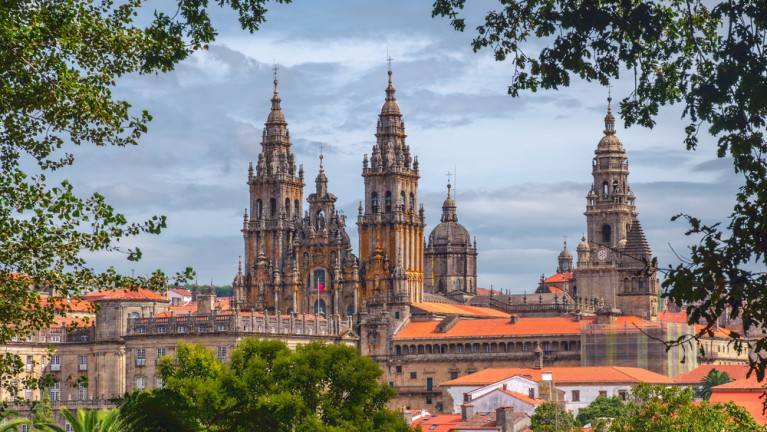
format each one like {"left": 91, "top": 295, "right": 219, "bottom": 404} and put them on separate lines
{"left": 71, "top": 1, "right": 739, "bottom": 291}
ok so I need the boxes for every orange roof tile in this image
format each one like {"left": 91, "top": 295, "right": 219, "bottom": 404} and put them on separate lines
{"left": 544, "top": 273, "right": 573, "bottom": 284}
{"left": 411, "top": 414, "right": 463, "bottom": 432}
{"left": 411, "top": 302, "right": 510, "bottom": 318}
{"left": 395, "top": 316, "right": 593, "bottom": 340}
{"left": 88, "top": 288, "right": 166, "bottom": 301}
{"left": 545, "top": 286, "right": 565, "bottom": 294}
{"left": 674, "top": 365, "right": 751, "bottom": 385}
{"left": 710, "top": 375, "right": 765, "bottom": 391}
{"left": 709, "top": 392, "right": 767, "bottom": 424}
{"left": 440, "top": 366, "right": 673, "bottom": 387}
{"left": 170, "top": 288, "right": 193, "bottom": 296}
{"left": 498, "top": 389, "right": 544, "bottom": 405}
{"left": 39, "top": 298, "right": 94, "bottom": 312}
{"left": 52, "top": 316, "right": 93, "bottom": 328}
{"left": 658, "top": 310, "right": 689, "bottom": 324}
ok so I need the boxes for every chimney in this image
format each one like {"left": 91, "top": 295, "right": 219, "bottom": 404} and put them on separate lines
{"left": 197, "top": 292, "right": 215, "bottom": 315}
{"left": 402, "top": 406, "right": 413, "bottom": 425}
{"left": 510, "top": 314, "right": 519, "bottom": 324}
{"left": 495, "top": 406, "right": 515, "bottom": 432}
{"left": 461, "top": 402, "right": 474, "bottom": 422}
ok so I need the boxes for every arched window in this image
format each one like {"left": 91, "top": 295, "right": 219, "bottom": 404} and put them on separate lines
{"left": 256, "top": 199, "right": 263, "bottom": 219}
{"left": 624, "top": 278, "right": 630, "bottom": 292}
{"left": 613, "top": 180, "right": 620, "bottom": 193}
{"left": 385, "top": 191, "right": 392, "bottom": 212}
{"left": 316, "top": 210, "right": 325, "bottom": 230}
{"left": 295, "top": 199, "right": 300, "bottom": 216}
{"left": 409, "top": 192, "right": 415, "bottom": 211}
{"left": 285, "top": 198, "right": 291, "bottom": 217}
{"left": 371, "top": 192, "right": 379, "bottom": 213}
{"left": 638, "top": 278, "right": 645, "bottom": 291}
{"left": 313, "top": 269, "right": 326, "bottom": 293}
{"left": 129, "top": 312, "right": 139, "bottom": 319}
{"left": 438, "top": 279, "right": 445, "bottom": 293}
{"left": 631, "top": 278, "right": 638, "bottom": 291}
{"left": 602, "top": 181, "right": 609, "bottom": 198}
{"left": 346, "top": 304, "right": 354, "bottom": 318}
{"left": 269, "top": 198, "right": 277, "bottom": 218}
{"left": 602, "top": 224, "right": 612, "bottom": 243}
{"left": 456, "top": 279, "right": 462, "bottom": 291}
{"left": 400, "top": 191, "right": 406, "bottom": 208}
{"left": 544, "top": 342, "right": 551, "bottom": 354}
{"left": 523, "top": 342, "right": 530, "bottom": 352}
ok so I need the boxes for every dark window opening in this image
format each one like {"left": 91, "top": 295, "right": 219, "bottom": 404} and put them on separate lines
{"left": 602, "top": 224, "right": 612, "bottom": 243}
{"left": 371, "top": 192, "right": 379, "bottom": 213}
{"left": 385, "top": 191, "right": 392, "bottom": 212}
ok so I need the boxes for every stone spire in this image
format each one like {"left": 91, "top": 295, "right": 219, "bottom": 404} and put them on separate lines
{"left": 266, "top": 75, "right": 286, "bottom": 125}
{"left": 441, "top": 182, "right": 458, "bottom": 223}
{"left": 315, "top": 153, "right": 328, "bottom": 196}
{"left": 370, "top": 69, "right": 411, "bottom": 172}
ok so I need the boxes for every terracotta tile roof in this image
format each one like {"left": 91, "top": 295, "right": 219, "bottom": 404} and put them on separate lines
{"left": 709, "top": 391, "right": 767, "bottom": 424}
{"left": 87, "top": 288, "right": 166, "bottom": 301}
{"left": 544, "top": 273, "right": 573, "bottom": 284}
{"left": 52, "top": 316, "right": 93, "bottom": 328}
{"left": 440, "top": 366, "right": 674, "bottom": 387}
{"left": 710, "top": 375, "right": 764, "bottom": 391}
{"left": 658, "top": 310, "right": 689, "bottom": 324}
{"left": 411, "top": 302, "right": 510, "bottom": 318}
{"left": 693, "top": 324, "right": 731, "bottom": 339}
{"left": 395, "top": 315, "right": 593, "bottom": 340}
{"left": 39, "top": 298, "right": 94, "bottom": 313}
{"left": 456, "top": 411, "right": 498, "bottom": 429}
{"left": 544, "top": 286, "right": 565, "bottom": 294}
{"left": 410, "top": 414, "right": 462, "bottom": 432}
{"left": 170, "top": 288, "right": 192, "bottom": 296}
{"left": 674, "top": 365, "right": 751, "bottom": 385}
{"left": 498, "top": 389, "right": 544, "bottom": 405}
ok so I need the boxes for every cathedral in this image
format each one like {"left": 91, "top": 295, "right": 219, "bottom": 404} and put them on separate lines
{"left": 231, "top": 67, "right": 659, "bottom": 326}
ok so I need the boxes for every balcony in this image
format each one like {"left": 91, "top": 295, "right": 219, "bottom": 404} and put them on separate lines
{"left": 392, "top": 385, "right": 441, "bottom": 395}
{"left": 50, "top": 364, "right": 61, "bottom": 372}
{"left": 78, "top": 363, "right": 87, "bottom": 371}
{"left": 135, "top": 359, "right": 146, "bottom": 367}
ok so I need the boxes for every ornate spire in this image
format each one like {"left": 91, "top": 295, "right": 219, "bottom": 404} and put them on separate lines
{"left": 267, "top": 66, "right": 286, "bottom": 125}
{"left": 381, "top": 69, "right": 401, "bottom": 115}
{"left": 604, "top": 96, "right": 615, "bottom": 136}
{"left": 315, "top": 153, "right": 328, "bottom": 195}
{"left": 441, "top": 181, "right": 458, "bottom": 223}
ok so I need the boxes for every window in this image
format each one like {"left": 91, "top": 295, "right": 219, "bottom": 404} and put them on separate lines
{"left": 137, "top": 327, "right": 146, "bottom": 334}
{"left": 136, "top": 349, "right": 146, "bottom": 366}
{"left": 50, "top": 354, "right": 61, "bottom": 372}
{"left": 294, "top": 199, "right": 300, "bottom": 216}
{"left": 523, "top": 342, "right": 530, "bottom": 352}
{"left": 51, "top": 335, "right": 61, "bottom": 343}
{"left": 285, "top": 198, "right": 291, "bottom": 217}
{"left": 177, "top": 326, "right": 187, "bottom": 333}
{"left": 217, "top": 347, "right": 227, "bottom": 363}
{"left": 543, "top": 342, "right": 552, "bottom": 355}
{"left": 410, "top": 372, "right": 417, "bottom": 379}
{"left": 217, "top": 324, "right": 227, "bottom": 331}
{"left": 80, "top": 335, "right": 88, "bottom": 342}
{"left": 602, "top": 181, "right": 609, "bottom": 197}
{"left": 450, "top": 371, "right": 459, "bottom": 380}
{"left": 528, "top": 388, "right": 535, "bottom": 399}
{"left": 426, "top": 396, "right": 432, "bottom": 405}
{"left": 599, "top": 390, "right": 607, "bottom": 397}
{"left": 396, "top": 365, "right": 402, "bottom": 373}
{"left": 409, "top": 193, "right": 415, "bottom": 211}
{"left": 572, "top": 390, "right": 580, "bottom": 402}
{"left": 26, "top": 355, "right": 33, "bottom": 372}
{"left": 269, "top": 198, "right": 276, "bottom": 218}
{"left": 197, "top": 325, "right": 206, "bottom": 333}
{"left": 471, "top": 344, "right": 478, "bottom": 353}
{"left": 619, "top": 390, "right": 628, "bottom": 401}
{"left": 79, "top": 355, "right": 87, "bottom": 371}
{"left": 602, "top": 224, "right": 612, "bottom": 243}
{"left": 385, "top": 191, "right": 392, "bottom": 212}
{"left": 256, "top": 199, "right": 263, "bottom": 219}
{"left": 49, "top": 382, "right": 60, "bottom": 401}
{"left": 21, "top": 426, "right": 30, "bottom": 432}
{"left": 156, "top": 377, "right": 164, "bottom": 388}
{"left": 157, "top": 348, "right": 166, "bottom": 364}
{"left": 136, "top": 376, "right": 146, "bottom": 390}
{"left": 485, "top": 344, "right": 492, "bottom": 353}
{"left": 157, "top": 326, "right": 166, "bottom": 334}
{"left": 371, "top": 192, "right": 378, "bottom": 212}
{"left": 65, "top": 424, "right": 73, "bottom": 432}
{"left": 77, "top": 383, "right": 86, "bottom": 400}
{"left": 10, "top": 381, "right": 17, "bottom": 401}
{"left": 418, "top": 345, "right": 424, "bottom": 354}
{"left": 455, "top": 345, "right": 463, "bottom": 354}
{"left": 400, "top": 191, "right": 406, "bottom": 208}
{"left": 25, "top": 388, "right": 33, "bottom": 400}
{"left": 129, "top": 312, "right": 139, "bottom": 319}
{"left": 40, "top": 336, "right": 46, "bottom": 342}
{"left": 11, "top": 335, "right": 18, "bottom": 342}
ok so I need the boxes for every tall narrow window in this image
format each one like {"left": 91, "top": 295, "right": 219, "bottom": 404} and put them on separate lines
{"left": 294, "top": 199, "right": 300, "bottom": 217}
{"left": 269, "top": 198, "right": 277, "bottom": 218}
{"left": 400, "top": 191, "right": 406, "bottom": 208}
{"left": 285, "top": 198, "right": 291, "bottom": 217}
{"left": 602, "top": 181, "right": 609, "bottom": 198}
{"left": 256, "top": 199, "right": 263, "bottom": 219}
{"left": 409, "top": 193, "right": 415, "bottom": 211}
{"left": 371, "top": 192, "right": 379, "bottom": 213}
{"left": 601, "top": 224, "right": 612, "bottom": 243}
{"left": 385, "top": 191, "right": 392, "bottom": 212}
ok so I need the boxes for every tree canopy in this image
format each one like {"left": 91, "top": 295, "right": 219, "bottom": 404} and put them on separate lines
{"left": 530, "top": 402, "right": 576, "bottom": 432}
{"left": 432, "top": 0, "right": 767, "bottom": 377}
{"left": 118, "top": 339, "right": 410, "bottom": 432}
{"left": 575, "top": 395, "right": 627, "bottom": 428}
{"left": 0, "top": 0, "right": 287, "bottom": 393}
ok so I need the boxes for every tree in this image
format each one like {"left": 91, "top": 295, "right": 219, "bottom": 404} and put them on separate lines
{"left": 49, "top": 408, "right": 124, "bottom": 432}
{"left": 696, "top": 369, "right": 732, "bottom": 401}
{"left": 0, "top": 409, "right": 31, "bottom": 432}
{"left": 608, "top": 383, "right": 762, "bottom": 432}
{"left": 530, "top": 402, "right": 577, "bottom": 432}
{"left": 575, "top": 395, "right": 627, "bottom": 428}
{"left": 432, "top": 0, "right": 767, "bottom": 377}
{"left": 118, "top": 339, "right": 410, "bottom": 432}
{"left": 0, "top": 0, "right": 288, "bottom": 393}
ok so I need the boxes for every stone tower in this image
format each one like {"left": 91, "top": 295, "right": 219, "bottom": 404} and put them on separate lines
{"left": 424, "top": 182, "right": 478, "bottom": 295}
{"left": 234, "top": 76, "right": 305, "bottom": 312}
{"left": 575, "top": 98, "right": 659, "bottom": 320}
{"left": 357, "top": 69, "right": 426, "bottom": 306}
{"left": 292, "top": 155, "right": 360, "bottom": 318}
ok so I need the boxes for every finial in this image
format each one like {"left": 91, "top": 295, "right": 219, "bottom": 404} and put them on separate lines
{"left": 604, "top": 87, "right": 616, "bottom": 135}
{"left": 386, "top": 51, "right": 393, "bottom": 79}
{"left": 272, "top": 63, "right": 279, "bottom": 94}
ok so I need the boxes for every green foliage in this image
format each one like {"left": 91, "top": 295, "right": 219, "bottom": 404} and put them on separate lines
{"left": 56, "top": 408, "right": 124, "bottom": 432}
{"left": 531, "top": 402, "right": 577, "bottom": 432}
{"left": 119, "top": 339, "right": 409, "bottom": 432}
{"left": 575, "top": 395, "right": 627, "bottom": 428}
{"left": 432, "top": 0, "right": 767, "bottom": 378}
{"left": 695, "top": 369, "right": 732, "bottom": 401}
{"left": 0, "top": 0, "right": 287, "bottom": 399}
{"left": 0, "top": 409, "right": 31, "bottom": 432}
{"left": 608, "top": 383, "right": 763, "bottom": 432}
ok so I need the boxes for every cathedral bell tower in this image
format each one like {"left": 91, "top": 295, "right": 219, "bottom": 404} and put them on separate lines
{"left": 357, "top": 69, "right": 426, "bottom": 306}
{"left": 576, "top": 97, "right": 659, "bottom": 320}
{"left": 234, "top": 75, "right": 305, "bottom": 312}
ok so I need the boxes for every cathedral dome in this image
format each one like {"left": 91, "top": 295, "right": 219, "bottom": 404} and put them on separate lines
{"left": 597, "top": 97, "right": 623, "bottom": 152}
{"left": 558, "top": 246, "right": 573, "bottom": 260}
{"left": 381, "top": 71, "right": 401, "bottom": 115}
{"left": 428, "top": 183, "right": 472, "bottom": 247}
{"left": 577, "top": 236, "right": 590, "bottom": 252}
{"left": 267, "top": 79, "right": 287, "bottom": 124}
